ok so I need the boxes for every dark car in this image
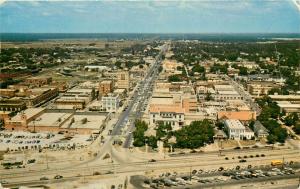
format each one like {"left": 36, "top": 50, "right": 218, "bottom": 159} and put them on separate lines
{"left": 40, "top": 177, "right": 49, "bottom": 181}
{"left": 54, "top": 175, "right": 63, "bottom": 179}
{"left": 149, "top": 159, "right": 156, "bottom": 162}
{"left": 239, "top": 159, "right": 247, "bottom": 163}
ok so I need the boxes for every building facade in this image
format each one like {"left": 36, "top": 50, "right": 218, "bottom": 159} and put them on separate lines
{"left": 224, "top": 119, "right": 254, "bottom": 140}
{"left": 149, "top": 104, "right": 185, "bottom": 130}
{"left": 99, "top": 80, "right": 113, "bottom": 96}
{"left": 101, "top": 93, "right": 119, "bottom": 113}
{"left": 117, "top": 71, "right": 130, "bottom": 91}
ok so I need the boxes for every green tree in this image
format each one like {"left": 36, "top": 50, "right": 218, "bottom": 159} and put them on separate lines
{"left": 238, "top": 67, "right": 248, "bottom": 75}
{"left": 293, "top": 124, "right": 300, "bottom": 134}
{"left": 284, "top": 113, "right": 299, "bottom": 126}
{"left": 267, "top": 134, "right": 278, "bottom": 144}
{"left": 132, "top": 120, "right": 148, "bottom": 147}
{"left": 174, "top": 120, "right": 214, "bottom": 149}
{"left": 204, "top": 92, "right": 212, "bottom": 101}
{"left": 216, "top": 121, "right": 225, "bottom": 130}
{"left": 168, "top": 75, "right": 182, "bottom": 82}
{"left": 147, "top": 136, "right": 158, "bottom": 148}
{"left": 192, "top": 64, "right": 205, "bottom": 73}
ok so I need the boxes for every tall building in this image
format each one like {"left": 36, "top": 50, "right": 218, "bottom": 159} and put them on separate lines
{"left": 101, "top": 93, "right": 119, "bottom": 113}
{"left": 99, "top": 80, "right": 113, "bottom": 96}
{"left": 117, "top": 71, "right": 130, "bottom": 91}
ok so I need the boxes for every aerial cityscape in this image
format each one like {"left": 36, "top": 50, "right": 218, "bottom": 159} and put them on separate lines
{"left": 0, "top": 1, "right": 300, "bottom": 189}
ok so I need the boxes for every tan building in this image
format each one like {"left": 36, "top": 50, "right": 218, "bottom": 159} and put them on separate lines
{"left": 269, "top": 95, "right": 300, "bottom": 101}
{"left": 162, "top": 60, "right": 183, "bottom": 73}
{"left": 24, "top": 77, "right": 52, "bottom": 87}
{"left": 54, "top": 98, "right": 86, "bottom": 110}
{"left": 117, "top": 71, "right": 130, "bottom": 91}
{"left": 0, "top": 99, "right": 26, "bottom": 112}
{"left": 4, "top": 108, "right": 107, "bottom": 134}
{"left": 1, "top": 87, "right": 58, "bottom": 108}
{"left": 276, "top": 101, "right": 300, "bottom": 114}
{"left": 99, "top": 80, "right": 113, "bottom": 96}
{"left": 247, "top": 82, "right": 280, "bottom": 96}
{"left": 22, "top": 88, "right": 58, "bottom": 107}
{"left": 5, "top": 108, "right": 45, "bottom": 131}
{"left": 0, "top": 89, "right": 16, "bottom": 98}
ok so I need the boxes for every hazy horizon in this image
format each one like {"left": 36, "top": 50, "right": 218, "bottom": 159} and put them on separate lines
{"left": 1, "top": 0, "right": 300, "bottom": 33}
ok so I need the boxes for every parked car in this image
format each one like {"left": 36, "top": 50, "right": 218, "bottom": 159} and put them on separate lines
{"left": 40, "top": 176, "right": 49, "bottom": 180}
{"left": 54, "top": 175, "right": 63, "bottom": 179}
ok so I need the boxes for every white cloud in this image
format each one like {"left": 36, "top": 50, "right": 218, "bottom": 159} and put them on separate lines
{"left": 0, "top": 0, "right": 6, "bottom": 5}
{"left": 291, "top": 0, "right": 300, "bottom": 11}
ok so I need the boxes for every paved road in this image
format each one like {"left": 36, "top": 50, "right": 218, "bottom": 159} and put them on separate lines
{"left": 223, "top": 74, "right": 261, "bottom": 115}
{"left": 122, "top": 43, "right": 169, "bottom": 148}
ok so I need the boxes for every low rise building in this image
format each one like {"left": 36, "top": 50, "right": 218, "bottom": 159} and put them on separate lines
{"left": 269, "top": 95, "right": 300, "bottom": 101}
{"left": 0, "top": 99, "right": 26, "bottom": 112}
{"left": 149, "top": 104, "right": 185, "bottom": 130}
{"left": 5, "top": 108, "right": 107, "bottom": 134}
{"left": 247, "top": 82, "right": 281, "bottom": 96}
{"left": 54, "top": 98, "right": 86, "bottom": 110}
{"left": 23, "top": 87, "right": 59, "bottom": 107}
{"left": 0, "top": 89, "right": 16, "bottom": 98}
{"left": 224, "top": 119, "right": 254, "bottom": 140}
{"left": 276, "top": 101, "right": 300, "bottom": 114}
{"left": 218, "top": 111, "right": 256, "bottom": 122}
{"left": 99, "top": 80, "right": 113, "bottom": 96}
{"left": 253, "top": 121, "right": 269, "bottom": 138}
{"left": 214, "top": 90, "right": 243, "bottom": 101}
{"left": 24, "top": 77, "right": 52, "bottom": 87}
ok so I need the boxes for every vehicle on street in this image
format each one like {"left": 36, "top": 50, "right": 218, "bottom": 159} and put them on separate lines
{"left": 54, "top": 175, "right": 63, "bottom": 179}
{"left": 40, "top": 176, "right": 49, "bottom": 180}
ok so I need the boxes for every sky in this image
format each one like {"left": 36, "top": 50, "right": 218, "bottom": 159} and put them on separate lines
{"left": 1, "top": 0, "right": 300, "bottom": 33}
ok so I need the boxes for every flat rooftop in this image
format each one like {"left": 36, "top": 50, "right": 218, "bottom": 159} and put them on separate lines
{"left": 269, "top": 95, "right": 300, "bottom": 100}
{"left": 28, "top": 112, "right": 72, "bottom": 127}
{"left": 61, "top": 114, "right": 106, "bottom": 130}
{"left": 217, "top": 90, "right": 239, "bottom": 95}
{"left": 277, "top": 101, "right": 300, "bottom": 108}
{"left": 67, "top": 88, "right": 92, "bottom": 93}
{"left": 11, "top": 108, "right": 45, "bottom": 121}
{"left": 225, "top": 119, "right": 245, "bottom": 130}
{"left": 150, "top": 104, "right": 184, "bottom": 114}
{"left": 214, "top": 85, "right": 235, "bottom": 90}
{"left": 150, "top": 96, "right": 174, "bottom": 105}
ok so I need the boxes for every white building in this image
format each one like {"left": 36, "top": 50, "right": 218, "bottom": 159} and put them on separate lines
{"left": 224, "top": 119, "right": 254, "bottom": 140}
{"left": 149, "top": 104, "right": 185, "bottom": 130}
{"left": 101, "top": 93, "right": 119, "bottom": 113}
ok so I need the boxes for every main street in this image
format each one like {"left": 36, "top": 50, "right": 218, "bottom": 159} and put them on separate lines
{"left": 223, "top": 74, "right": 262, "bottom": 115}
{"left": 122, "top": 43, "right": 169, "bottom": 148}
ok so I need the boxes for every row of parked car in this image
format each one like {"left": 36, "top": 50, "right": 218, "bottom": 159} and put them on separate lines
{"left": 144, "top": 174, "right": 227, "bottom": 188}
{"left": 144, "top": 166, "right": 297, "bottom": 188}
{"left": 227, "top": 167, "right": 296, "bottom": 180}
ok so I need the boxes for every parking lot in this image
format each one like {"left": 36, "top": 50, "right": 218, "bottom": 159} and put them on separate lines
{"left": 137, "top": 164, "right": 299, "bottom": 188}
{"left": 0, "top": 131, "right": 94, "bottom": 152}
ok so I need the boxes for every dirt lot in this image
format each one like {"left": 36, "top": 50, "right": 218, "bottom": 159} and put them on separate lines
{"left": 239, "top": 140, "right": 256, "bottom": 147}
{"left": 218, "top": 140, "right": 239, "bottom": 149}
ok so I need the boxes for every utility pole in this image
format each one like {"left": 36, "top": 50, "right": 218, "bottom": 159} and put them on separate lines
{"left": 45, "top": 151, "right": 49, "bottom": 169}
{"left": 189, "top": 166, "right": 192, "bottom": 181}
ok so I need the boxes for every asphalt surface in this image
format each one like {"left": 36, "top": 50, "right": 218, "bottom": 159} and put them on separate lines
{"left": 122, "top": 44, "right": 169, "bottom": 148}
{"left": 223, "top": 74, "right": 261, "bottom": 115}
